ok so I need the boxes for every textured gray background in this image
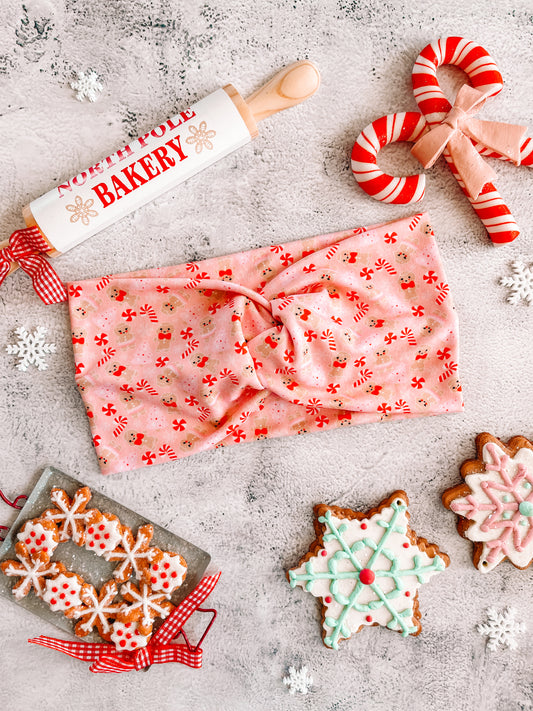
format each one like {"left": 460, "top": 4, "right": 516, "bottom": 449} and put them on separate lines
{"left": 0, "top": 1, "right": 532, "bottom": 709}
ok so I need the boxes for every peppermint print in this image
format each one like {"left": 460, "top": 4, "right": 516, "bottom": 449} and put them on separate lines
{"left": 66, "top": 214, "right": 463, "bottom": 475}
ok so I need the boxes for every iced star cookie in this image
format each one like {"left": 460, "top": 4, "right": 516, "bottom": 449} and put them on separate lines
{"left": 144, "top": 549, "right": 187, "bottom": 595}
{"left": 442, "top": 433, "right": 533, "bottom": 573}
{"left": 84, "top": 510, "right": 123, "bottom": 556}
{"left": 104, "top": 523, "right": 155, "bottom": 584}
{"left": 0, "top": 542, "right": 66, "bottom": 600}
{"left": 42, "top": 571, "right": 84, "bottom": 612}
{"left": 118, "top": 580, "right": 175, "bottom": 635}
{"left": 287, "top": 491, "right": 449, "bottom": 649}
{"left": 66, "top": 579, "right": 123, "bottom": 639}
{"left": 17, "top": 518, "right": 59, "bottom": 557}
{"left": 42, "top": 486, "right": 92, "bottom": 545}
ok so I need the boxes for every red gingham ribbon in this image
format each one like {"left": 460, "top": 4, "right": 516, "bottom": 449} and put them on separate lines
{"left": 29, "top": 572, "right": 221, "bottom": 674}
{"left": 0, "top": 226, "right": 67, "bottom": 304}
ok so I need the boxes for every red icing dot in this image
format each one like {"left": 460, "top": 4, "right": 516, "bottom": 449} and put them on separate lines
{"left": 151, "top": 577, "right": 157, "bottom": 584}
{"left": 359, "top": 569, "right": 375, "bottom": 585}
{"left": 361, "top": 523, "right": 367, "bottom": 530}
{"left": 63, "top": 583, "right": 69, "bottom": 589}
{"left": 99, "top": 525, "right": 105, "bottom": 531}
{"left": 52, "top": 587, "right": 58, "bottom": 593}
{"left": 321, "top": 550, "right": 327, "bottom": 557}
{"left": 405, "top": 591, "right": 411, "bottom": 597}
{"left": 65, "top": 601, "right": 71, "bottom": 607}
{"left": 30, "top": 548, "right": 37, "bottom": 554}
{"left": 117, "top": 629, "right": 123, "bottom": 636}
{"left": 30, "top": 531, "right": 36, "bottom": 537}
{"left": 89, "top": 541, "right": 95, "bottom": 547}
{"left": 171, "top": 572, "right": 177, "bottom": 578}
{"left": 95, "top": 534, "right": 100, "bottom": 540}
{"left": 50, "top": 598, "right": 57, "bottom": 605}
{"left": 119, "top": 640, "right": 126, "bottom": 647}
{"left": 164, "top": 562, "right": 170, "bottom": 569}
{"left": 161, "top": 572, "right": 167, "bottom": 579}
{"left": 366, "top": 615, "right": 372, "bottom": 623}
{"left": 100, "top": 543, "right": 106, "bottom": 549}
{"left": 71, "top": 589, "right": 76, "bottom": 594}
{"left": 126, "top": 633, "right": 132, "bottom": 640}
{"left": 131, "top": 642, "right": 137, "bottom": 649}
{"left": 42, "top": 547, "right": 48, "bottom": 553}
{"left": 104, "top": 534, "right": 110, "bottom": 540}
{"left": 25, "top": 538, "right": 31, "bottom": 544}
{"left": 403, "top": 542, "right": 409, "bottom": 549}
{"left": 163, "top": 582, "right": 169, "bottom": 589}
{"left": 88, "top": 527, "right": 94, "bottom": 534}
{"left": 135, "top": 630, "right": 140, "bottom": 636}
{"left": 125, "top": 622, "right": 132, "bottom": 628}
{"left": 153, "top": 564, "right": 159, "bottom": 572}
{"left": 325, "top": 596, "right": 332, "bottom": 603}
{"left": 60, "top": 593, "right": 66, "bottom": 600}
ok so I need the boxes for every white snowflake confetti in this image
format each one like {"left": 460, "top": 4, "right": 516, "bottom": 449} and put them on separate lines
{"left": 70, "top": 70, "right": 103, "bottom": 103}
{"left": 499, "top": 260, "right": 533, "bottom": 305}
{"left": 283, "top": 666, "right": 313, "bottom": 695}
{"left": 5, "top": 326, "right": 56, "bottom": 371}
{"left": 477, "top": 607, "right": 526, "bottom": 651}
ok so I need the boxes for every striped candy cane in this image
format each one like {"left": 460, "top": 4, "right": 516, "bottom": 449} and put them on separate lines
{"left": 159, "top": 444, "right": 178, "bottom": 460}
{"left": 439, "top": 360, "right": 458, "bottom": 382}
{"left": 97, "top": 347, "right": 116, "bottom": 367}
{"left": 136, "top": 379, "right": 158, "bottom": 396}
{"left": 320, "top": 329, "right": 336, "bottom": 351}
{"left": 354, "top": 368, "right": 373, "bottom": 387}
{"left": 400, "top": 328, "right": 417, "bottom": 346}
{"left": 394, "top": 399, "right": 411, "bottom": 414}
{"left": 181, "top": 339, "right": 199, "bottom": 359}
{"left": 139, "top": 304, "right": 158, "bottom": 322}
{"left": 435, "top": 282, "right": 449, "bottom": 305}
{"left": 353, "top": 301, "right": 369, "bottom": 323}
{"left": 374, "top": 258, "right": 397, "bottom": 275}
{"left": 412, "top": 37, "right": 519, "bottom": 244}
{"left": 113, "top": 416, "right": 128, "bottom": 437}
{"left": 351, "top": 112, "right": 427, "bottom": 203}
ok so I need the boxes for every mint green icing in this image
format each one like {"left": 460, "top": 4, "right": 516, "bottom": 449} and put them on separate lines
{"left": 288, "top": 499, "right": 445, "bottom": 650}
{"left": 502, "top": 511, "right": 513, "bottom": 520}
{"left": 519, "top": 501, "right": 533, "bottom": 516}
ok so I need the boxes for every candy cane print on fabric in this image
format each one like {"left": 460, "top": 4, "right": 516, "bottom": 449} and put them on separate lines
{"left": 351, "top": 112, "right": 427, "bottom": 204}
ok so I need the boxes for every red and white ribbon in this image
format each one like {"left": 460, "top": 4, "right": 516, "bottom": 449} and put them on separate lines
{"left": 0, "top": 226, "right": 67, "bottom": 304}
{"left": 352, "top": 37, "right": 532, "bottom": 244}
{"left": 29, "top": 571, "right": 221, "bottom": 674}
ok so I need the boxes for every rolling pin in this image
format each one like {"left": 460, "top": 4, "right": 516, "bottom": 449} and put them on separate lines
{"left": 2, "top": 60, "right": 320, "bottom": 278}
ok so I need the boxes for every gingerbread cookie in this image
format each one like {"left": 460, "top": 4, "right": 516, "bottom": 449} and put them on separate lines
{"left": 42, "top": 571, "right": 84, "bottom": 612}
{"left": 288, "top": 491, "right": 449, "bottom": 649}
{"left": 0, "top": 542, "right": 65, "bottom": 600}
{"left": 17, "top": 517, "right": 59, "bottom": 557}
{"left": 104, "top": 523, "right": 155, "bottom": 583}
{"left": 118, "top": 581, "right": 175, "bottom": 635}
{"left": 84, "top": 510, "right": 123, "bottom": 556}
{"left": 110, "top": 619, "right": 151, "bottom": 651}
{"left": 145, "top": 549, "right": 187, "bottom": 595}
{"left": 442, "top": 433, "right": 533, "bottom": 573}
{"left": 66, "top": 579, "right": 123, "bottom": 639}
{"left": 42, "top": 486, "right": 92, "bottom": 545}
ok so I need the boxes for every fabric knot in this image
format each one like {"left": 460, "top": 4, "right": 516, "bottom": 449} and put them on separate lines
{"left": 133, "top": 645, "right": 153, "bottom": 670}
{"left": 443, "top": 105, "right": 466, "bottom": 131}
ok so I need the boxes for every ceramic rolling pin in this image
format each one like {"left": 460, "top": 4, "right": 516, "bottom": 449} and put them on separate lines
{"left": 1, "top": 60, "right": 320, "bottom": 291}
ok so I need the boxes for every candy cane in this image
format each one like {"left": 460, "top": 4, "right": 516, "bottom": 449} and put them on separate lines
{"left": 439, "top": 360, "right": 458, "bottom": 382}
{"left": 159, "top": 444, "right": 178, "bottom": 460}
{"left": 326, "top": 243, "right": 340, "bottom": 260}
{"left": 400, "top": 328, "right": 417, "bottom": 346}
{"left": 412, "top": 37, "right": 520, "bottom": 244}
{"left": 320, "top": 330, "right": 336, "bottom": 351}
{"left": 181, "top": 339, "right": 199, "bottom": 359}
{"left": 353, "top": 302, "right": 369, "bottom": 323}
{"left": 354, "top": 369, "right": 373, "bottom": 387}
{"left": 136, "top": 379, "right": 158, "bottom": 396}
{"left": 435, "top": 282, "right": 449, "bottom": 305}
{"left": 197, "top": 406, "right": 211, "bottom": 422}
{"left": 351, "top": 112, "right": 427, "bottom": 203}
{"left": 139, "top": 304, "right": 158, "bottom": 322}
{"left": 96, "top": 275, "right": 111, "bottom": 291}
{"left": 374, "top": 258, "right": 397, "bottom": 275}
{"left": 219, "top": 368, "right": 239, "bottom": 385}
{"left": 113, "top": 415, "right": 128, "bottom": 437}
{"left": 97, "top": 347, "right": 116, "bottom": 367}
{"left": 394, "top": 399, "right": 411, "bottom": 414}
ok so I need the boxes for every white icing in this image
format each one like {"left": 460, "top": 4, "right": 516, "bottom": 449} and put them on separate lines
{"left": 110, "top": 620, "right": 150, "bottom": 651}
{"left": 451, "top": 443, "right": 533, "bottom": 572}
{"left": 3, "top": 554, "right": 61, "bottom": 600}
{"left": 73, "top": 583, "right": 119, "bottom": 635}
{"left": 121, "top": 581, "right": 172, "bottom": 629}
{"left": 84, "top": 515, "right": 122, "bottom": 556}
{"left": 149, "top": 552, "right": 187, "bottom": 595}
{"left": 43, "top": 573, "right": 83, "bottom": 611}
{"left": 17, "top": 520, "right": 58, "bottom": 556}
{"left": 44, "top": 489, "right": 90, "bottom": 543}
{"left": 104, "top": 526, "right": 154, "bottom": 580}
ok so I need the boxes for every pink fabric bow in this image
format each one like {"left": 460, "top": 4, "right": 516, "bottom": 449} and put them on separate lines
{"left": 0, "top": 226, "right": 67, "bottom": 304}
{"left": 411, "top": 85, "right": 527, "bottom": 199}
{"left": 29, "top": 572, "right": 220, "bottom": 674}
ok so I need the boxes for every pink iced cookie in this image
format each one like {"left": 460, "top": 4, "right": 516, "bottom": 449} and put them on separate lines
{"left": 43, "top": 572, "right": 84, "bottom": 612}
{"left": 17, "top": 517, "right": 59, "bottom": 557}
{"left": 84, "top": 510, "right": 123, "bottom": 556}
{"left": 110, "top": 620, "right": 151, "bottom": 651}
{"left": 146, "top": 550, "right": 187, "bottom": 596}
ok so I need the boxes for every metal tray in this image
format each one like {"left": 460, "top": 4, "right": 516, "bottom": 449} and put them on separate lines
{"left": 0, "top": 466, "right": 211, "bottom": 641}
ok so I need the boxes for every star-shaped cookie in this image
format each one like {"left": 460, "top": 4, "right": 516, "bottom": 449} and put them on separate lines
{"left": 287, "top": 491, "right": 449, "bottom": 649}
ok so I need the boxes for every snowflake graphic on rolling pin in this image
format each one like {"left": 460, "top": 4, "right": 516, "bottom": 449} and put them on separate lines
{"left": 65, "top": 195, "right": 98, "bottom": 226}
{"left": 186, "top": 121, "right": 216, "bottom": 153}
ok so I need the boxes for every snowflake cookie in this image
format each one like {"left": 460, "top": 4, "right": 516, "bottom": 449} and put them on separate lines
{"left": 287, "top": 491, "right": 449, "bottom": 649}
{"left": 442, "top": 433, "right": 533, "bottom": 573}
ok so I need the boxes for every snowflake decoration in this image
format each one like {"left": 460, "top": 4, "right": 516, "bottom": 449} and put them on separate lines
{"left": 5, "top": 326, "right": 56, "bottom": 371}
{"left": 477, "top": 607, "right": 526, "bottom": 651}
{"left": 500, "top": 260, "right": 533, "bottom": 305}
{"left": 65, "top": 195, "right": 98, "bottom": 226}
{"left": 288, "top": 492, "right": 448, "bottom": 649}
{"left": 70, "top": 70, "right": 103, "bottom": 102}
{"left": 283, "top": 666, "right": 313, "bottom": 695}
{"left": 443, "top": 434, "right": 533, "bottom": 572}
{"left": 185, "top": 121, "right": 216, "bottom": 153}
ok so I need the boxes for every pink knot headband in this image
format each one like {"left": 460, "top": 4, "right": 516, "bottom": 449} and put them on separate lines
{"left": 68, "top": 212, "right": 463, "bottom": 475}
{"left": 351, "top": 37, "right": 531, "bottom": 244}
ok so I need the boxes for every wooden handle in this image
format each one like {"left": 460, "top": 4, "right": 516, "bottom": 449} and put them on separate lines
{"left": 245, "top": 60, "right": 320, "bottom": 123}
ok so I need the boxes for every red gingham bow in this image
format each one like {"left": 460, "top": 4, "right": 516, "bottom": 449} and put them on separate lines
{"left": 0, "top": 226, "right": 67, "bottom": 304}
{"left": 29, "top": 572, "right": 221, "bottom": 674}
